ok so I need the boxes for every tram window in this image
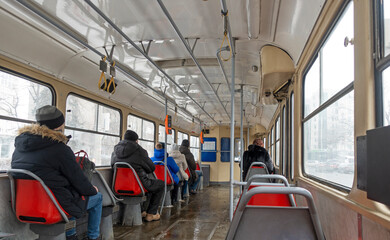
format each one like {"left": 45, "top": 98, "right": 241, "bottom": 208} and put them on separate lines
{"left": 275, "top": 116, "right": 280, "bottom": 166}
{"left": 303, "top": 2, "right": 354, "bottom": 188}
{"left": 178, "top": 131, "right": 189, "bottom": 146}
{"left": 290, "top": 92, "right": 295, "bottom": 180}
{"left": 282, "top": 106, "right": 287, "bottom": 175}
{"left": 383, "top": 68, "right": 390, "bottom": 126}
{"left": 0, "top": 70, "right": 53, "bottom": 170}
{"left": 65, "top": 95, "right": 121, "bottom": 166}
{"left": 159, "top": 125, "right": 175, "bottom": 151}
{"left": 270, "top": 127, "right": 274, "bottom": 159}
{"left": 384, "top": 0, "right": 390, "bottom": 57}
{"left": 190, "top": 135, "right": 200, "bottom": 162}
{"left": 128, "top": 114, "right": 155, "bottom": 156}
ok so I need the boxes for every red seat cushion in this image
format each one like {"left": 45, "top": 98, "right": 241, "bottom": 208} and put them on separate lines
{"left": 114, "top": 168, "right": 146, "bottom": 196}
{"left": 247, "top": 185, "right": 293, "bottom": 207}
{"left": 15, "top": 179, "right": 67, "bottom": 224}
{"left": 196, "top": 163, "right": 201, "bottom": 171}
{"left": 154, "top": 165, "right": 173, "bottom": 185}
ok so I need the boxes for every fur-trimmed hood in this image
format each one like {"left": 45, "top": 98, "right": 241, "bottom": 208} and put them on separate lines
{"left": 15, "top": 124, "right": 68, "bottom": 152}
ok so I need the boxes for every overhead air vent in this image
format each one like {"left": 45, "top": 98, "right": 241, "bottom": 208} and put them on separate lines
{"left": 273, "top": 79, "right": 291, "bottom": 102}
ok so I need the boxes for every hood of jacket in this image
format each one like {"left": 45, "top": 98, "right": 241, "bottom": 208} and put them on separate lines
{"left": 248, "top": 144, "right": 266, "bottom": 152}
{"left": 169, "top": 150, "right": 183, "bottom": 158}
{"left": 14, "top": 124, "right": 68, "bottom": 152}
{"left": 179, "top": 145, "right": 191, "bottom": 155}
{"left": 114, "top": 140, "right": 139, "bottom": 159}
{"left": 153, "top": 148, "right": 165, "bottom": 161}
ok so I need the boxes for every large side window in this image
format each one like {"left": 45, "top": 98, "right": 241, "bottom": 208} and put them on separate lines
{"left": 375, "top": 0, "right": 390, "bottom": 126}
{"left": 303, "top": 2, "right": 354, "bottom": 189}
{"left": 158, "top": 125, "right": 175, "bottom": 151}
{"left": 127, "top": 114, "right": 155, "bottom": 156}
{"left": 270, "top": 126, "right": 274, "bottom": 159}
{"left": 65, "top": 95, "right": 121, "bottom": 166}
{"left": 178, "top": 131, "right": 189, "bottom": 146}
{"left": 190, "top": 135, "right": 200, "bottom": 162}
{"left": 282, "top": 106, "right": 287, "bottom": 176}
{"left": 0, "top": 70, "right": 54, "bottom": 170}
{"left": 234, "top": 138, "right": 244, "bottom": 162}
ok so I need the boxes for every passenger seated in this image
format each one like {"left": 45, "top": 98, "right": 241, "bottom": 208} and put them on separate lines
{"left": 169, "top": 143, "right": 189, "bottom": 202}
{"left": 242, "top": 138, "right": 274, "bottom": 181}
{"left": 111, "top": 130, "right": 164, "bottom": 222}
{"left": 11, "top": 105, "right": 102, "bottom": 240}
{"left": 151, "top": 143, "right": 180, "bottom": 185}
{"left": 180, "top": 140, "right": 200, "bottom": 194}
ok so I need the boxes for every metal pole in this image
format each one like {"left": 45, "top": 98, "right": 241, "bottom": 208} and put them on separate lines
{"left": 216, "top": 47, "right": 231, "bottom": 93}
{"left": 160, "top": 98, "right": 168, "bottom": 215}
{"left": 240, "top": 85, "right": 244, "bottom": 187}
{"left": 157, "top": 0, "right": 230, "bottom": 119}
{"left": 229, "top": 41, "right": 235, "bottom": 221}
{"left": 83, "top": 0, "right": 218, "bottom": 125}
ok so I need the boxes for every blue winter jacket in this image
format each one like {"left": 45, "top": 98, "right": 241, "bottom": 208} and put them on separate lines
{"left": 151, "top": 148, "right": 180, "bottom": 184}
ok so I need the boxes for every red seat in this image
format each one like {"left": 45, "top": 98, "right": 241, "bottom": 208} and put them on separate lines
{"left": 154, "top": 165, "right": 173, "bottom": 185}
{"left": 14, "top": 179, "right": 68, "bottom": 224}
{"left": 247, "top": 185, "right": 293, "bottom": 206}
{"left": 185, "top": 168, "right": 191, "bottom": 179}
{"left": 112, "top": 163, "right": 147, "bottom": 197}
{"left": 196, "top": 163, "right": 201, "bottom": 171}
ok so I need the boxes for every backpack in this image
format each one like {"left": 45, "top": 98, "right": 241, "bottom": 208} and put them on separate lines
{"left": 75, "top": 150, "right": 95, "bottom": 181}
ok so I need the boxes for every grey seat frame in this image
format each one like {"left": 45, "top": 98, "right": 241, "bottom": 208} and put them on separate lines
{"left": 245, "top": 162, "right": 269, "bottom": 182}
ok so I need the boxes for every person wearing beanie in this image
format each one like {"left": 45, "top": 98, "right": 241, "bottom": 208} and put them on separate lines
{"left": 11, "top": 105, "right": 102, "bottom": 240}
{"left": 111, "top": 130, "right": 164, "bottom": 222}
{"left": 180, "top": 139, "right": 201, "bottom": 194}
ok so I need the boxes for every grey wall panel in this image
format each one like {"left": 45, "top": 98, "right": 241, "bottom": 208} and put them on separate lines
{"left": 363, "top": 216, "right": 390, "bottom": 240}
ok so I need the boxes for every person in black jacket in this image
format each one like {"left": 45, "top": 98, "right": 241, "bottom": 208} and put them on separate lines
{"left": 111, "top": 130, "right": 164, "bottom": 222}
{"left": 242, "top": 138, "right": 274, "bottom": 181}
{"left": 179, "top": 139, "right": 200, "bottom": 194}
{"left": 11, "top": 105, "right": 102, "bottom": 240}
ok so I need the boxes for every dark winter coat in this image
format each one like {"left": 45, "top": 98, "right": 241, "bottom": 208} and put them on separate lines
{"left": 111, "top": 140, "right": 163, "bottom": 192}
{"left": 242, "top": 144, "right": 274, "bottom": 180}
{"left": 11, "top": 124, "right": 97, "bottom": 218}
{"left": 179, "top": 145, "right": 197, "bottom": 183}
{"left": 151, "top": 148, "right": 180, "bottom": 184}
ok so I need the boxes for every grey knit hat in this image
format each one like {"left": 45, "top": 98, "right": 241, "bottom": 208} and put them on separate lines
{"left": 35, "top": 105, "right": 65, "bottom": 130}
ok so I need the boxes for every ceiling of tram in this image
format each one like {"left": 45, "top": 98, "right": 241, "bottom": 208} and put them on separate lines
{"left": 0, "top": 0, "right": 325, "bottom": 130}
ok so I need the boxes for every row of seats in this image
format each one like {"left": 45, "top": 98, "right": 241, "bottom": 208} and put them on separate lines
{"left": 226, "top": 162, "right": 325, "bottom": 240}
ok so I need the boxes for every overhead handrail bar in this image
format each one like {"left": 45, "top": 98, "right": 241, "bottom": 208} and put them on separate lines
{"left": 157, "top": 0, "right": 231, "bottom": 120}
{"left": 84, "top": 0, "right": 219, "bottom": 125}
{"left": 216, "top": 46, "right": 231, "bottom": 93}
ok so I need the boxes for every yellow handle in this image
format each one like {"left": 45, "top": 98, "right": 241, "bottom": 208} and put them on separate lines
{"left": 107, "top": 76, "right": 116, "bottom": 94}
{"left": 98, "top": 71, "right": 107, "bottom": 90}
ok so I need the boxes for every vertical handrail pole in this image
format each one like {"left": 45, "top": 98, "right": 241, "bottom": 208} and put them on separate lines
{"left": 240, "top": 85, "right": 244, "bottom": 191}
{"left": 229, "top": 40, "right": 236, "bottom": 221}
{"left": 160, "top": 98, "right": 168, "bottom": 215}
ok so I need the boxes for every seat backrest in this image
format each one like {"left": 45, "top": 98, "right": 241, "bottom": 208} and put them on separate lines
{"left": 112, "top": 162, "right": 147, "bottom": 197}
{"left": 154, "top": 161, "right": 174, "bottom": 185}
{"left": 245, "top": 162, "right": 269, "bottom": 182}
{"left": 185, "top": 168, "right": 191, "bottom": 179}
{"left": 91, "top": 171, "right": 117, "bottom": 207}
{"left": 227, "top": 187, "right": 324, "bottom": 240}
{"left": 196, "top": 163, "right": 201, "bottom": 171}
{"left": 7, "top": 169, "right": 69, "bottom": 225}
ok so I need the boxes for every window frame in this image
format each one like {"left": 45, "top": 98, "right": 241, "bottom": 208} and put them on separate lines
{"left": 190, "top": 135, "right": 200, "bottom": 162}
{"left": 290, "top": 92, "right": 295, "bottom": 181}
{"left": 301, "top": 0, "right": 355, "bottom": 191}
{"left": 275, "top": 115, "right": 280, "bottom": 167}
{"left": 374, "top": 0, "right": 390, "bottom": 127}
{"left": 0, "top": 68, "right": 55, "bottom": 172}
{"left": 127, "top": 113, "right": 155, "bottom": 143}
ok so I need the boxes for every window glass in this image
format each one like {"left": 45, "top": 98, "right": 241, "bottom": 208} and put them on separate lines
{"left": 234, "top": 138, "right": 244, "bottom": 162}
{"left": 383, "top": 67, "right": 390, "bottom": 125}
{"left": 0, "top": 71, "right": 53, "bottom": 170}
{"left": 321, "top": 4, "right": 354, "bottom": 103}
{"left": 270, "top": 127, "right": 274, "bottom": 159}
{"left": 178, "top": 131, "right": 189, "bottom": 146}
{"left": 159, "top": 125, "right": 175, "bottom": 152}
{"left": 190, "top": 136, "right": 200, "bottom": 162}
{"left": 303, "top": 91, "right": 354, "bottom": 188}
{"left": 275, "top": 116, "right": 280, "bottom": 166}
{"left": 304, "top": 57, "right": 320, "bottom": 117}
{"left": 282, "top": 107, "right": 287, "bottom": 175}
{"left": 127, "top": 114, "right": 155, "bottom": 156}
{"left": 0, "top": 71, "right": 52, "bottom": 121}
{"left": 384, "top": 0, "right": 390, "bottom": 56}
{"left": 290, "top": 93, "right": 295, "bottom": 180}
{"left": 65, "top": 95, "right": 121, "bottom": 166}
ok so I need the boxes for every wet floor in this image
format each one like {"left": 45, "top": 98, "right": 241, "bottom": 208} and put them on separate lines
{"left": 113, "top": 184, "right": 239, "bottom": 240}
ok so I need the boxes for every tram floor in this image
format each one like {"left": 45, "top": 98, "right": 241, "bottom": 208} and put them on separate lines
{"left": 113, "top": 184, "right": 239, "bottom": 240}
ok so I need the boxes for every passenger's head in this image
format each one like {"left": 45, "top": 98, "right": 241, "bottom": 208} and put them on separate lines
{"left": 181, "top": 139, "right": 189, "bottom": 148}
{"left": 124, "top": 130, "right": 138, "bottom": 142}
{"left": 171, "top": 143, "right": 179, "bottom": 151}
{"left": 155, "top": 142, "right": 165, "bottom": 150}
{"left": 35, "top": 105, "right": 65, "bottom": 131}
{"left": 253, "top": 138, "right": 264, "bottom": 147}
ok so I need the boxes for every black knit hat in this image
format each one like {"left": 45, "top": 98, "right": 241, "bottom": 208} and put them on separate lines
{"left": 181, "top": 139, "right": 189, "bottom": 147}
{"left": 124, "top": 130, "right": 138, "bottom": 141}
{"left": 35, "top": 105, "right": 65, "bottom": 130}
